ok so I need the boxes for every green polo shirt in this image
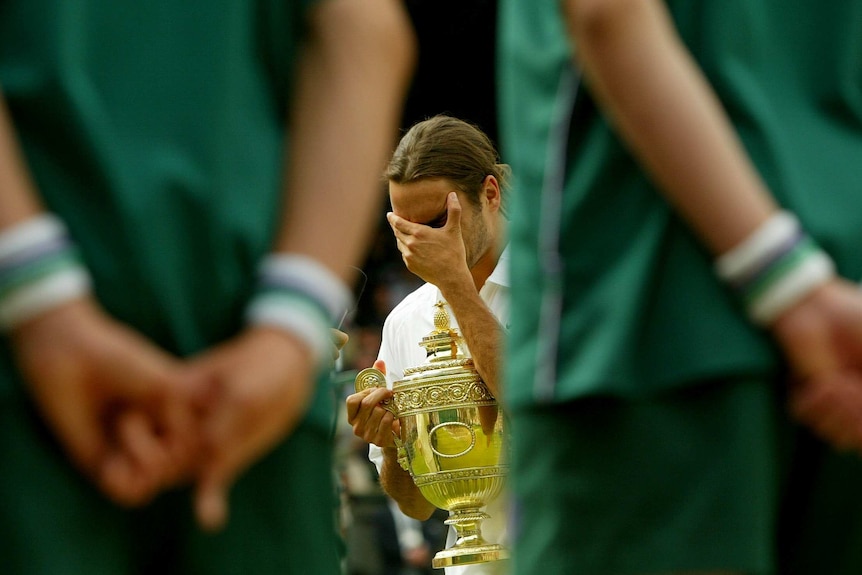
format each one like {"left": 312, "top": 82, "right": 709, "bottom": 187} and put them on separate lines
{"left": 0, "top": 0, "right": 333, "bottom": 427}
{"left": 498, "top": 0, "right": 862, "bottom": 408}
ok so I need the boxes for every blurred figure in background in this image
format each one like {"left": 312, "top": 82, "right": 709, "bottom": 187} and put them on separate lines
{"left": 374, "top": 501, "right": 446, "bottom": 575}
{"left": 0, "top": 0, "right": 414, "bottom": 573}
{"left": 498, "top": 1, "right": 862, "bottom": 574}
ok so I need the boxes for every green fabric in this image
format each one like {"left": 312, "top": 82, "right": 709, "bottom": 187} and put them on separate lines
{"left": 0, "top": 0, "right": 281, "bottom": 347}
{"left": 0, "top": 387, "right": 340, "bottom": 575}
{"left": 778, "top": 436, "right": 862, "bottom": 575}
{"left": 498, "top": 0, "right": 862, "bottom": 407}
{"left": 498, "top": 4, "right": 862, "bottom": 572}
{"left": 0, "top": 389, "right": 138, "bottom": 575}
{"left": 0, "top": 2, "right": 340, "bottom": 574}
{"left": 0, "top": 0, "right": 329, "bottom": 409}
{"left": 0, "top": 0, "right": 333, "bottom": 426}
{"left": 509, "top": 379, "right": 862, "bottom": 575}
{"left": 509, "top": 379, "right": 781, "bottom": 575}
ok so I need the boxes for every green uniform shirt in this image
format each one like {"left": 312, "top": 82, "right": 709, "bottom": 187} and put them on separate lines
{"left": 498, "top": 0, "right": 862, "bottom": 407}
{"left": 0, "top": 0, "right": 333, "bottom": 427}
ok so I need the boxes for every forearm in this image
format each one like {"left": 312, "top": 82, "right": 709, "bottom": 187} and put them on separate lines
{"left": 564, "top": 0, "right": 777, "bottom": 255}
{"left": 379, "top": 446, "right": 435, "bottom": 520}
{"left": 274, "top": 0, "right": 415, "bottom": 284}
{"left": 439, "top": 279, "right": 504, "bottom": 398}
{"left": 0, "top": 89, "right": 44, "bottom": 228}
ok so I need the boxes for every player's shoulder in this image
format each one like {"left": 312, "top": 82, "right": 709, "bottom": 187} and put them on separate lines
{"left": 384, "top": 282, "right": 438, "bottom": 326}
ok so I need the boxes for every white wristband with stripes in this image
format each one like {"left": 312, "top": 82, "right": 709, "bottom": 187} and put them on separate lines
{"left": 245, "top": 254, "right": 353, "bottom": 365}
{"left": 0, "top": 214, "right": 92, "bottom": 330}
{"left": 714, "top": 210, "right": 835, "bottom": 326}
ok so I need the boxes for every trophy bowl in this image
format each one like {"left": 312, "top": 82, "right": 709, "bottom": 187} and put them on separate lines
{"left": 355, "top": 303, "right": 508, "bottom": 568}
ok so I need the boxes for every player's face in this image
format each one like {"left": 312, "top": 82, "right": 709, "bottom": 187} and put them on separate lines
{"left": 388, "top": 178, "right": 490, "bottom": 269}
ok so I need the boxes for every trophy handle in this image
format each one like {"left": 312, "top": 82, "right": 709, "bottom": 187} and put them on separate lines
{"left": 354, "top": 366, "right": 387, "bottom": 391}
{"left": 353, "top": 367, "right": 410, "bottom": 472}
{"left": 353, "top": 367, "right": 396, "bottom": 415}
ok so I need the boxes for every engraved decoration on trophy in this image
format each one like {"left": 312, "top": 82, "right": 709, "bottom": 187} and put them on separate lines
{"left": 354, "top": 301, "right": 508, "bottom": 568}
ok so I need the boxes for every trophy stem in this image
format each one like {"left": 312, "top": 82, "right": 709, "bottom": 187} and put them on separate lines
{"left": 432, "top": 508, "right": 509, "bottom": 569}
{"left": 446, "top": 509, "right": 489, "bottom": 547}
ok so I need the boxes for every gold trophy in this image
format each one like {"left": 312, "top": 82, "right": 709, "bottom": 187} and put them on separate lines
{"left": 355, "top": 302, "right": 508, "bottom": 569}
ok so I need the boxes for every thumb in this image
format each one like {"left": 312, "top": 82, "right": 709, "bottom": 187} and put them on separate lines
{"left": 192, "top": 390, "right": 237, "bottom": 532}
{"left": 194, "top": 462, "right": 231, "bottom": 532}
{"left": 373, "top": 359, "right": 387, "bottom": 375}
{"left": 444, "top": 192, "right": 462, "bottom": 231}
{"left": 330, "top": 328, "right": 349, "bottom": 361}
{"left": 331, "top": 328, "right": 349, "bottom": 350}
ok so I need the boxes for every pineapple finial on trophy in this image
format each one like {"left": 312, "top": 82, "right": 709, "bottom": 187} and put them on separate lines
{"left": 433, "top": 300, "right": 450, "bottom": 331}
{"left": 424, "top": 301, "right": 463, "bottom": 360}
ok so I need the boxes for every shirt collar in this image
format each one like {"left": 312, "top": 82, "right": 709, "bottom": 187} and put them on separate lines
{"left": 485, "top": 244, "right": 510, "bottom": 288}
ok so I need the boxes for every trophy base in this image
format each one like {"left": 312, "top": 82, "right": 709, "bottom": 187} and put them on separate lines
{"left": 432, "top": 543, "right": 509, "bottom": 569}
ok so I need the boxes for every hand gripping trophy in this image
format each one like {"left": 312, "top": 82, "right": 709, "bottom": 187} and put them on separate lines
{"left": 354, "top": 302, "right": 508, "bottom": 569}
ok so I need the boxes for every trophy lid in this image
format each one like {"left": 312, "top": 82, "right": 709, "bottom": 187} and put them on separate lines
{"left": 398, "top": 301, "right": 492, "bottom": 407}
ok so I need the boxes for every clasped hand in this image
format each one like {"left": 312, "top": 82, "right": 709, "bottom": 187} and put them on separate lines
{"left": 10, "top": 298, "right": 344, "bottom": 531}
{"left": 772, "top": 278, "right": 862, "bottom": 454}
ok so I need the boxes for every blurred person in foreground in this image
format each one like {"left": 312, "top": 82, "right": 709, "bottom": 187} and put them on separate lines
{"left": 0, "top": 0, "right": 414, "bottom": 573}
{"left": 346, "top": 115, "right": 510, "bottom": 575}
{"left": 498, "top": 1, "right": 862, "bottom": 574}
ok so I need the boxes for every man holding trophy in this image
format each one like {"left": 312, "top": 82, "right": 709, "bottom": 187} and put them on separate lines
{"left": 346, "top": 115, "right": 510, "bottom": 574}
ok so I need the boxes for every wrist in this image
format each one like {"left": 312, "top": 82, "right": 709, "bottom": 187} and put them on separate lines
{"left": 244, "top": 254, "right": 352, "bottom": 366}
{"left": 436, "top": 270, "right": 479, "bottom": 301}
{"left": 714, "top": 210, "right": 836, "bottom": 326}
{"left": 382, "top": 443, "right": 412, "bottom": 474}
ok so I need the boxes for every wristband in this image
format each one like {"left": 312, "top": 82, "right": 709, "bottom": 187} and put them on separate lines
{"left": 747, "top": 249, "right": 835, "bottom": 325}
{"left": 0, "top": 215, "right": 92, "bottom": 330}
{"left": 245, "top": 254, "right": 353, "bottom": 364}
{"left": 714, "top": 211, "right": 835, "bottom": 326}
{"left": 715, "top": 211, "right": 800, "bottom": 284}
